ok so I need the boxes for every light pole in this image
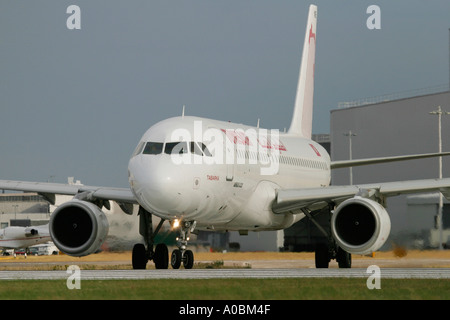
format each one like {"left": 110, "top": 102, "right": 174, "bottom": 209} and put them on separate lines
{"left": 344, "top": 130, "right": 357, "bottom": 185}
{"left": 429, "top": 106, "right": 450, "bottom": 250}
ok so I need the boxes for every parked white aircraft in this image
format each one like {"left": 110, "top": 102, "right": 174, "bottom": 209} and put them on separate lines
{"left": 1, "top": 4, "right": 450, "bottom": 268}
{"left": 0, "top": 224, "right": 50, "bottom": 251}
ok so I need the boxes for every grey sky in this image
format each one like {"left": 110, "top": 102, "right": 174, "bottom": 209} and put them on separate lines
{"left": 1, "top": 1, "right": 450, "bottom": 187}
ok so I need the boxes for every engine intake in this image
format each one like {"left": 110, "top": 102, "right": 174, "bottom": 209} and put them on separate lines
{"left": 49, "top": 199, "right": 109, "bottom": 257}
{"left": 331, "top": 196, "right": 391, "bottom": 255}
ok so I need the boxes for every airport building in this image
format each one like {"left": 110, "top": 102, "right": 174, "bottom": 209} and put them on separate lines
{"left": 0, "top": 193, "right": 50, "bottom": 228}
{"left": 330, "top": 86, "right": 450, "bottom": 249}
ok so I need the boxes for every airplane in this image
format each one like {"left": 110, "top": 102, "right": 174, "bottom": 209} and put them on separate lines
{"left": 2, "top": 4, "right": 450, "bottom": 269}
{"left": 0, "top": 224, "right": 51, "bottom": 252}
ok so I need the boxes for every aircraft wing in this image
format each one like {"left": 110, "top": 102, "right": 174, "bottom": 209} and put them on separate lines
{"left": 0, "top": 180, "right": 137, "bottom": 211}
{"left": 272, "top": 178, "right": 450, "bottom": 214}
{"left": 330, "top": 152, "right": 450, "bottom": 169}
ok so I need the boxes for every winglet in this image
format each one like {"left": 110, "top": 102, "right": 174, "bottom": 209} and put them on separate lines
{"left": 288, "top": 4, "right": 317, "bottom": 138}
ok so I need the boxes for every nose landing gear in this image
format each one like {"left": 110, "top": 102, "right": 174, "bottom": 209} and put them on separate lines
{"left": 171, "top": 248, "right": 194, "bottom": 269}
{"left": 132, "top": 206, "right": 197, "bottom": 270}
{"left": 171, "top": 220, "right": 196, "bottom": 269}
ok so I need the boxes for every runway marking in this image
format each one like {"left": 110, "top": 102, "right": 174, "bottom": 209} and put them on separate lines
{"left": 1, "top": 268, "right": 450, "bottom": 280}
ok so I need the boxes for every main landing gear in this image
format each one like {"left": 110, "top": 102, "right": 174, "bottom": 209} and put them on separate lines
{"left": 302, "top": 207, "right": 352, "bottom": 269}
{"left": 315, "top": 242, "right": 351, "bottom": 268}
{"left": 132, "top": 206, "right": 168, "bottom": 269}
{"left": 132, "top": 206, "right": 196, "bottom": 270}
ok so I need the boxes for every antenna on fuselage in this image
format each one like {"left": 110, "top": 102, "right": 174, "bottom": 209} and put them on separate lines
{"left": 182, "top": 105, "right": 185, "bottom": 118}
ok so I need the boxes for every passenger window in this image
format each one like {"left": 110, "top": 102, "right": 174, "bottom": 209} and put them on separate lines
{"left": 143, "top": 142, "right": 164, "bottom": 155}
{"left": 165, "top": 142, "right": 188, "bottom": 155}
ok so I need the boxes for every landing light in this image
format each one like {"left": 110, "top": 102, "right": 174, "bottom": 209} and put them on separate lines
{"left": 172, "top": 219, "right": 180, "bottom": 229}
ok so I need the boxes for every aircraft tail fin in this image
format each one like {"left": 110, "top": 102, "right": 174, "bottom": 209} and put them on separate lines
{"left": 288, "top": 4, "right": 317, "bottom": 138}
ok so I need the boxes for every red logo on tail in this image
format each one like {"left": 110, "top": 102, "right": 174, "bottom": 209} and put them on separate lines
{"left": 309, "top": 24, "right": 316, "bottom": 44}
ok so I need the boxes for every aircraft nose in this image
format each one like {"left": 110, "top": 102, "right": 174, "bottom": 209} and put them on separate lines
{"left": 128, "top": 156, "right": 198, "bottom": 217}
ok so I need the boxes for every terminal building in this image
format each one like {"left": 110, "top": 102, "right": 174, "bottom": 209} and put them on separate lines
{"left": 0, "top": 193, "right": 50, "bottom": 228}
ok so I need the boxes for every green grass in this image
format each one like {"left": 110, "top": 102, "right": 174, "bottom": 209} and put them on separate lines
{"left": 1, "top": 278, "right": 449, "bottom": 300}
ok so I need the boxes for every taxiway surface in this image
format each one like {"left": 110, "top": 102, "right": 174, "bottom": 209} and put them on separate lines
{"left": 1, "top": 268, "right": 450, "bottom": 280}
{"left": 2, "top": 251, "right": 450, "bottom": 280}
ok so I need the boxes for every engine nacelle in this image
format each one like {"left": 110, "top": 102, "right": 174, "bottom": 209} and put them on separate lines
{"left": 49, "top": 199, "right": 109, "bottom": 257}
{"left": 331, "top": 196, "right": 391, "bottom": 255}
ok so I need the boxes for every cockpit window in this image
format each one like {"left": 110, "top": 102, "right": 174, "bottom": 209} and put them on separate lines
{"left": 132, "top": 142, "right": 146, "bottom": 157}
{"left": 143, "top": 142, "right": 164, "bottom": 155}
{"left": 164, "top": 142, "right": 188, "bottom": 155}
{"left": 200, "top": 143, "right": 212, "bottom": 157}
{"left": 190, "top": 142, "right": 203, "bottom": 156}
{"left": 190, "top": 142, "right": 212, "bottom": 157}
{"left": 139, "top": 141, "right": 212, "bottom": 157}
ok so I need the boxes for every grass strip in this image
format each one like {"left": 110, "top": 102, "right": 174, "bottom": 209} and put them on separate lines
{"left": 1, "top": 278, "right": 449, "bottom": 300}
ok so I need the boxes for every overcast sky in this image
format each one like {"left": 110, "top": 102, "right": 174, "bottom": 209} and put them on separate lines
{"left": 1, "top": 1, "right": 450, "bottom": 187}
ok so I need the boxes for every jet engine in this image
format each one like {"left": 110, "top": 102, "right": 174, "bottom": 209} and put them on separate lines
{"left": 49, "top": 199, "right": 109, "bottom": 257}
{"left": 331, "top": 196, "right": 391, "bottom": 255}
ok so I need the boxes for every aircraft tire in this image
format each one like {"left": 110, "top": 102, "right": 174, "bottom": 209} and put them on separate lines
{"left": 171, "top": 249, "right": 182, "bottom": 269}
{"left": 132, "top": 243, "right": 147, "bottom": 270}
{"left": 154, "top": 243, "right": 169, "bottom": 269}
{"left": 183, "top": 250, "right": 194, "bottom": 269}
{"left": 337, "top": 247, "right": 352, "bottom": 268}
{"left": 315, "top": 243, "right": 330, "bottom": 268}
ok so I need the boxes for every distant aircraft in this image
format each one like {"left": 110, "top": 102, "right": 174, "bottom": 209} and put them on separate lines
{"left": 0, "top": 224, "right": 51, "bottom": 251}
{"left": 1, "top": 4, "right": 450, "bottom": 269}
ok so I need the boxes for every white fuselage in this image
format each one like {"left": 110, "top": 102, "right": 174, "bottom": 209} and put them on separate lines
{"left": 0, "top": 225, "right": 51, "bottom": 249}
{"left": 128, "top": 116, "right": 330, "bottom": 232}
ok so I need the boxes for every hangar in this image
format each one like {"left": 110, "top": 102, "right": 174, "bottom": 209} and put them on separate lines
{"left": 330, "top": 86, "right": 450, "bottom": 249}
